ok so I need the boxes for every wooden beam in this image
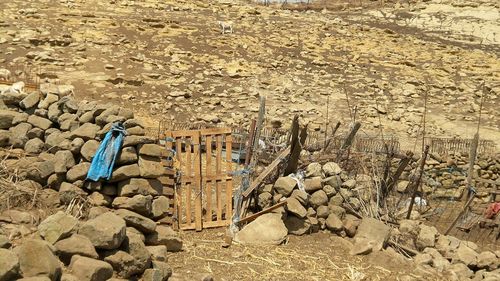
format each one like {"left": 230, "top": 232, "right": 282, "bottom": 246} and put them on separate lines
{"left": 242, "top": 147, "right": 291, "bottom": 198}
{"left": 239, "top": 200, "right": 288, "bottom": 224}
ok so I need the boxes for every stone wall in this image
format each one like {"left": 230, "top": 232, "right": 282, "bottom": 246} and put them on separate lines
{"left": 0, "top": 83, "right": 179, "bottom": 281}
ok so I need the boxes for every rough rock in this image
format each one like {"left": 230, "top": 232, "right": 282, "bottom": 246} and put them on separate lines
{"left": 151, "top": 196, "right": 169, "bottom": 219}
{"left": 118, "top": 178, "right": 162, "bottom": 197}
{"left": 444, "top": 262, "right": 474, "bottom": 280}
{"left": 147, "top": 245, "right": 167, "bottom": 262}
{"left": 54, "top": 234, "right": 99, "bottom": 264}
{"left": 350, "top": 239, "right": 373, "bottom": 256}
{"left": 0, "top": 248, "right": 20, "bottom": 281}
{"left": 477, "top": 251, "right": 498, "bottom": 270}
{"left": 27, "top": 115, "right": 52, "bottom": 130}
{"left": 52, "top": 150, "right": 75, "bottom": 174}
{"left": 66, "top": 162, "right": 91, "bottom": 182}
{"left": 322, "top": 162, "right": 342, "bottom": 176}
{"left": 78, "top": 212, "right": 126, "bottom": 250}
{"left": 305, "top": 163, "right": 322, "bottom": 177}
{"left": 69, "top": 255, "right": 113, "bottom": 281}
{"left": 354, "top": 218, "right": 390, "bottom": 251}
{"left": 326, "top": 213, "right": 343, "bottom": 232}
{"left": 110, "top": 164, "right": 141, "bottom": 182}
{"left": 138, "top": 144, "right": 162, "bottom": 157}
{"left": 285, "top": 197, "right": 307, "bottom": 218}
{"left": 138, "top": 155, "right": 164, "bottom": 178}
{"left": 115, "top": 209, "right": 156, "bottom": 234}
{"left": 112, "top": 195, "right": 153, "bottom": 216}
{"left": 453, "top": 243, "right": 478, "bottom": 267}
{"left": 273, "top": 177, "right": 297, "bottom": 197}
{"left": 80, "top": 140, "right": 99, "bottom": 161}
{"left": 103, "top": 250, "right": 143, "bottom": 278}
{"left": 37, "top": 211, "right": 78, "bottom": 244}
{"left": 70, "top": 123, "right": 100, "bottom": 140}
{"left": 284, "top": 215, "right": 310, "bottom": 235}
{"left": 290, "top": 189, "right": 308, "bottom": 205}
{"left": 234, "top": 213, "right": 287, "bottom": 245}
{"left": 416, "top": 225, "right": 438, "bottom": 251}
{"left": 13, "top": 239, "right": 61, "bottom": 280}
{"left": 145, "top": 226, "right": 183, "bottom": 252}
{"left": 309, "top": 190, "right": 328, "bottom": 208}
{"left": 304, "top": 177, "right": 322, "bottom": 192}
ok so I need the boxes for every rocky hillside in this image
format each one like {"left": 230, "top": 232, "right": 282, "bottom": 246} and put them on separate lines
{"left": 0, "top": 0, "right": 498, "bottom": 147}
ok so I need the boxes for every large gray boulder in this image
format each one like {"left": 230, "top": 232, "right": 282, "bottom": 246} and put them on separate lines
{"left": 13, "top": 239, "right": 61, "bottom": 280}
{"left": 37, "top": 211, "right": 78, "bottom": 244}
{"left": 234, "top": 213, "right": 287, "bottom": 245}
{"left": 78, "top": 212, "right": 126, "bottom": 250}
{"left": 69, "top": 255, "right": 113, "bottom": 281}
{"left": 0, "top": 248, "right": 20, "bottom": 281}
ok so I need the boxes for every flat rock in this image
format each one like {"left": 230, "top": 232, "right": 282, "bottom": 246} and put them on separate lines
{"left": 285, "top": 197, "right": 307, "bottom": 218}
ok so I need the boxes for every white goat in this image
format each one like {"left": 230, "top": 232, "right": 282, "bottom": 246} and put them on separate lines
{"left": 0, "top": 69, "right": 11, "bottom": 81}
{"left": 218, "top": 21, "right": 233, "bottom": 34}
{"left": 0, "top": 81, "right": 25, "bottom": 95}
{"left": 9, "top": 81, "right": 25, "bottom": 94}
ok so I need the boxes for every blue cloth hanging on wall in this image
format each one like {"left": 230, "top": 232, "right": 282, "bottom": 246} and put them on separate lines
{"left": 86, "top": 122, "right": 127, "bottom": 181}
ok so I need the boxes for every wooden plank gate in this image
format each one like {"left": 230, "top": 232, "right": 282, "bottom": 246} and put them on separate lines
{"left": 161, "top": 128, "right": 233, "bottom": 231}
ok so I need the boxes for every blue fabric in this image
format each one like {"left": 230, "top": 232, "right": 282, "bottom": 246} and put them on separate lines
{"left": 86, "top": 122, "right": 127, "bottom": 181}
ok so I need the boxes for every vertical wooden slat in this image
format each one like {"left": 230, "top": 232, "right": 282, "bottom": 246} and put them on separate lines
{"left": 216, "top": 134, "right": 223, "bottom": 221}
{"left": 165, "top": 132, "right": 177, "bottom": 229}
{"left": 205, "top": 135, "right": 212, "bottom": 222}
{"left": 175, "top": 136, "right": 183, "bottom": 227}
{"left": 185, "top": 137, "right": 192, "bottom": 225}
{"left": 225, "top": 134, "right": 233, "bottom": 221}
{"left": 193, "top": 131, "right": 203, "bottom": 231}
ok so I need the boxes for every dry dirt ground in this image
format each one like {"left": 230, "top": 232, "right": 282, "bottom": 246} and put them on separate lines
{"left": 167, "top": 229, "right": 436, "bottom": 281}
{"left": 0, "top": 0, "right": 498, "bottom": 149}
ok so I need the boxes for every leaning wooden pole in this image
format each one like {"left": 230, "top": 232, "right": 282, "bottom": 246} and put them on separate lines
{"left": 406, "top": 145, "right": 429, "bottom": 219}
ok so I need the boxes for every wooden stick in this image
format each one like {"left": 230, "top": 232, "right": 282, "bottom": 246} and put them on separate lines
{"left": 388, "top": 240, "right": 418, "bottom": 257}
{"left": 406, "top": 145, "right": 429, "bottom": 219}
{"left": 242, "top": 147, "right": 291, "bottom": 198}
{"left": 250, "top": 96, "right": 266, "bottom": 165}
{"left": 239, "top": 200, "right": 288, "bottom": 224}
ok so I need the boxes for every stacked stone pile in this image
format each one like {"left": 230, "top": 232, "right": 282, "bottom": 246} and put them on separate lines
{"left": 256, "top": 161, "right": 367, "bottom": 237}
{"left": 409, "top": 153, "right": 500, "bottom": 200}
{"left": 0, "top": 83, "right": 181, "bottom": 281}
{"left": 394, "top": 220, "right": 500, "bottom": 281}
